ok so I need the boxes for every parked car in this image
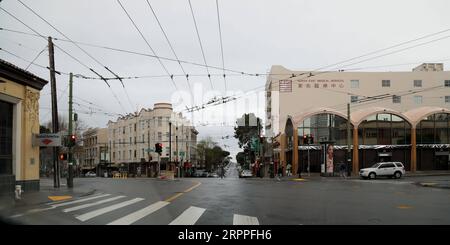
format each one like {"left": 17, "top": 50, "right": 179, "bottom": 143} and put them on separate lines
{"left": 85, "top": 171, "right": 96, "bottom": 177}
{"left": 359, "top": 162, "right": 405, "bottom": 179}
{"left": 239, "top": 170, "right": 253, "bottom": 178}
{"left": 193, "top": 170, "right": 207, "bottom": 177}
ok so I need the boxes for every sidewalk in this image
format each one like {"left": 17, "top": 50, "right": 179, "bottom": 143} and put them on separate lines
{"left": 243, "top": 170, "right": 450, "bottom": 182}
{"left": 0, "top": 178, "right": 96, "bottom": 210}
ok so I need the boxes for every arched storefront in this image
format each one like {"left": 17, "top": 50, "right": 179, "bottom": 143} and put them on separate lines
{"left": 357, "top": 113, "right": 412, "bottom": 170}
{"left": 278, "top": 107, "right": 450, "bottom": 175}
{"left": 296, "top": 113, "right": 354, "bottom": 173}
{"left": 416, "top": 113, "right": 450, "bottom": 170}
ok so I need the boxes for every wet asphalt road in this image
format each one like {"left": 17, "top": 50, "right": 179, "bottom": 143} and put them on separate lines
{"left": 3, "top": 162, "right": 450, "bottom": 225}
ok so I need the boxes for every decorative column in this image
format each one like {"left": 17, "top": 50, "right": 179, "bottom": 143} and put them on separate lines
{"left": 293, "top": 128, "right": 299, "bottom": 175}
{"left": 411, "top": 127, "right": 417, "bottom": 172}
{"left": 352, "top": 127, "right": 359, "bottom": 175}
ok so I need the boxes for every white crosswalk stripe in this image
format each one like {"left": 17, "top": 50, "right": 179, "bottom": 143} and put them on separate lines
{"left": 36, "top": 193, "right": 262, "bottom": 225}
{"left": 63, "top": 196, "right": 126, "bottom": 213}
{"left": 233, "top": 214, "right": 259, "bottom": 225}
{"left": 75, "top": 198, "right": 144, "bottom": 222}
{"left": 169, "top": 206, "right": 206, "bottom": 225}
{"left": 50, "top": 194, "right": 112, "bottom": 208}
{"left": 107, "top": 201, "right": 170, "bottom": 225}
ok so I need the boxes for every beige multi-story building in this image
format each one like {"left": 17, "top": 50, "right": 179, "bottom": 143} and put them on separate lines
{"left": 107, "top": 103, "right": 197, "bottom": 177}
{"left": 82, "top": 127, "right": 108, "bottom": 174}
{"left": 266, "top": 63, "right": 450, "bottom": 175}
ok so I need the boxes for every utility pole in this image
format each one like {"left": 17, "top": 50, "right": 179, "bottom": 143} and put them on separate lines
{"left": 67, "top": 73, "right": 74, "bottom": 188}
{"left": 176, "top": 126, "right": 179, "bottom": 178}
{"left": 169, "top": 122, "right": 172, "bottom": 163}
{"left": 347, "top": 103, "right": 352, "bottom": 176}
{"left": 48, "top": 36, "right": 60, "bottom": 188}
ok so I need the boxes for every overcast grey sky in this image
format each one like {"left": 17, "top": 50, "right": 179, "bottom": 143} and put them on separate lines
{"left": 1, "top": 0, "right": 450, "bottom": 159}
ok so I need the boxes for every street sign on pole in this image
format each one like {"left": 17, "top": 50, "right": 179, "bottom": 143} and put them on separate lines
{"left": 33, "top": 133, "right": 61, "bottom": 147}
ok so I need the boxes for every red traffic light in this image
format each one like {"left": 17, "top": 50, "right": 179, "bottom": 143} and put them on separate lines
{"left": 59, "top": 153, "right": 67, "bottom": 160}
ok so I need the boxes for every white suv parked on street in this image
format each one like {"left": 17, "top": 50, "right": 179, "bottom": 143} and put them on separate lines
{"left": 359, "top": 162, "right": 405, "bottom": 179}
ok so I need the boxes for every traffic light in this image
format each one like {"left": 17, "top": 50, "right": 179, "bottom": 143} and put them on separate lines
{"left": 309, "top": 134, "right": 314, "bottom": 144}
{"left": 155, "top": 143, "right": 162, "bottom": 154}
{"left": 303, "top": 135, "right": 307, "bottom": 144}
{"left": 69, "top": 134, "right": 76, "bottom": 147}
{"left": 59, "top": 153, "right": 68, "bottom": 161}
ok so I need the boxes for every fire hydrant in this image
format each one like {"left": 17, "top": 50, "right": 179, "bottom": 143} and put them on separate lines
{"left": 15, "top": 185, "right": 23, "bottom": 200}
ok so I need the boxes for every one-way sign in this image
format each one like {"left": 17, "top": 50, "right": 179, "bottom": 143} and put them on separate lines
{"left": 33, "top": 133, "right": 61, "bottom": 147}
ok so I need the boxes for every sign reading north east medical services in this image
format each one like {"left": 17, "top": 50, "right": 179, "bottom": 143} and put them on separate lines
{"left": 33, "top": 133, "right": 61, "bottom": 147}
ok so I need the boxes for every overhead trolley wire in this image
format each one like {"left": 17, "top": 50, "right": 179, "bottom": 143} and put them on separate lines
{"left": 116, "top": 0, "right": 179, "bottom": 91}
{"left": 145, "top": 0, "right": 192, "bottom": 94}
{"left": 215, "top": 0, "right": 227, "bottom": 91}
{"left": 17, "top": 0, "right": 134, "bottom": 112}
{"left": 188, "top": 0, "right": 214, "bottom": 89}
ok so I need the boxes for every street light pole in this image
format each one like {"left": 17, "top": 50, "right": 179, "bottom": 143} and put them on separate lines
{"left": 347, "top": 103, "right": 352, "bottom": 176}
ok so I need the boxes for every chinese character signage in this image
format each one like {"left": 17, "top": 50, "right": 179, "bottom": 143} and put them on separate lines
{"left": 279, "top": 80, "right": 292, "bottom": 92}
{"left": 296, "top": 79, "right": 344, "bottom": 89}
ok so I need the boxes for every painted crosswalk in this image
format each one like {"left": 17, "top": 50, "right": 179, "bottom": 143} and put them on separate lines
{"left": 63, "top": 195, "right": 126, "bottom": 213}
{"left": 107, "top": 201, "right": 170, "bottom": 225}
{"left": 17, "top": 193, "right": 260, "bottom": 225}
{"left": 169, "top": 206, "right": 206, "bottom": 225}
{"left": 76, "top": 197, "right": 144, "bottom": 222}
{"left": 233, "top": 214, "right": 260, "bottom": 225}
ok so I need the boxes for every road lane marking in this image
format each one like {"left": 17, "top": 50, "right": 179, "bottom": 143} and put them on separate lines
{"left": 233, "top": 214, "right": 259, "bottom": 225}
{"left": 164, "top": 181, "right": 201, "bottom": 203}
{"left": 63, "top": 196, "right": 126, "bottom": 212}
{"left": 48, "top": 196, "right": 72, "bottom": 201}
{"left": 169, "top": 206, "right": 206, "bottom": 225}
{"left": 107, "top": 201, "right": 170, "bottom": 225}
{"left": 75, "top": 198, "right": 144, "bottom": 222}
{"left": 184, "top": 182, "right": 201, "bottom": 192}
{"left": 397, "top": 205, "right": 413, "bottom": 209}
{"left": 165, "top": 193, "right": 184, "bottom": 202}
{"left": 50, "top": 194, "right": 112, "bottom": 208}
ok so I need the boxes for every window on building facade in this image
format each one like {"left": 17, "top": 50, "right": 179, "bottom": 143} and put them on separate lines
{"left": 414, "top": 95, "right": 423, "bottom": 104}
{"left": 393, "top": 95, "right": 401, "bottom": 103}
{"left": 130, "top": 137, "right": 132, "bottom": 144}
{"left": 358, "top": 113, "right": 411, "bottom": 145}
{"left": 158, "top": 132, "right": 162, "bottom": 141}
{"left": 123, "top": 127, "right": 125, "bottom": 134}
{"left": 158, "top": 117, "right": 162, "bottom": 126}
{"left": 446, "top": 96, "right": 450, "bottom": 103}
{"left": 350, "top": 80, "right": 359, "bottom": 88}
{"left": 142, "top": 148, "right": 145, "bottom": 158}
{"left": 134, "top": 150, "right": 136, "bottom": 158}
{"left": 445, "top": 80, "right": 450, "bottom": 87}
{"left": 297, "top": 113, "right": 353, "bottom": 145}
{"left": 417, "top": 113, "right": 450, "bottom": 144}
{"left": 351, "top": 96, "right": 358, "bottom": 103}
{"left": 382, "top": 80, "right": 390, "bottom": 87}
{"left": 129, "top": 150, "right": 132, "bottom": 159}
{"left": 119, "top": 151, "right": 121, "bottom": 160}
{"left": 134, "top": 123, "right": 136, "bottom": 132}
{"left": 113, "top": 152, "right": 115, "bottom": 160}
{"left": 414, "top": 80, "right": 422, "bottom": 87}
